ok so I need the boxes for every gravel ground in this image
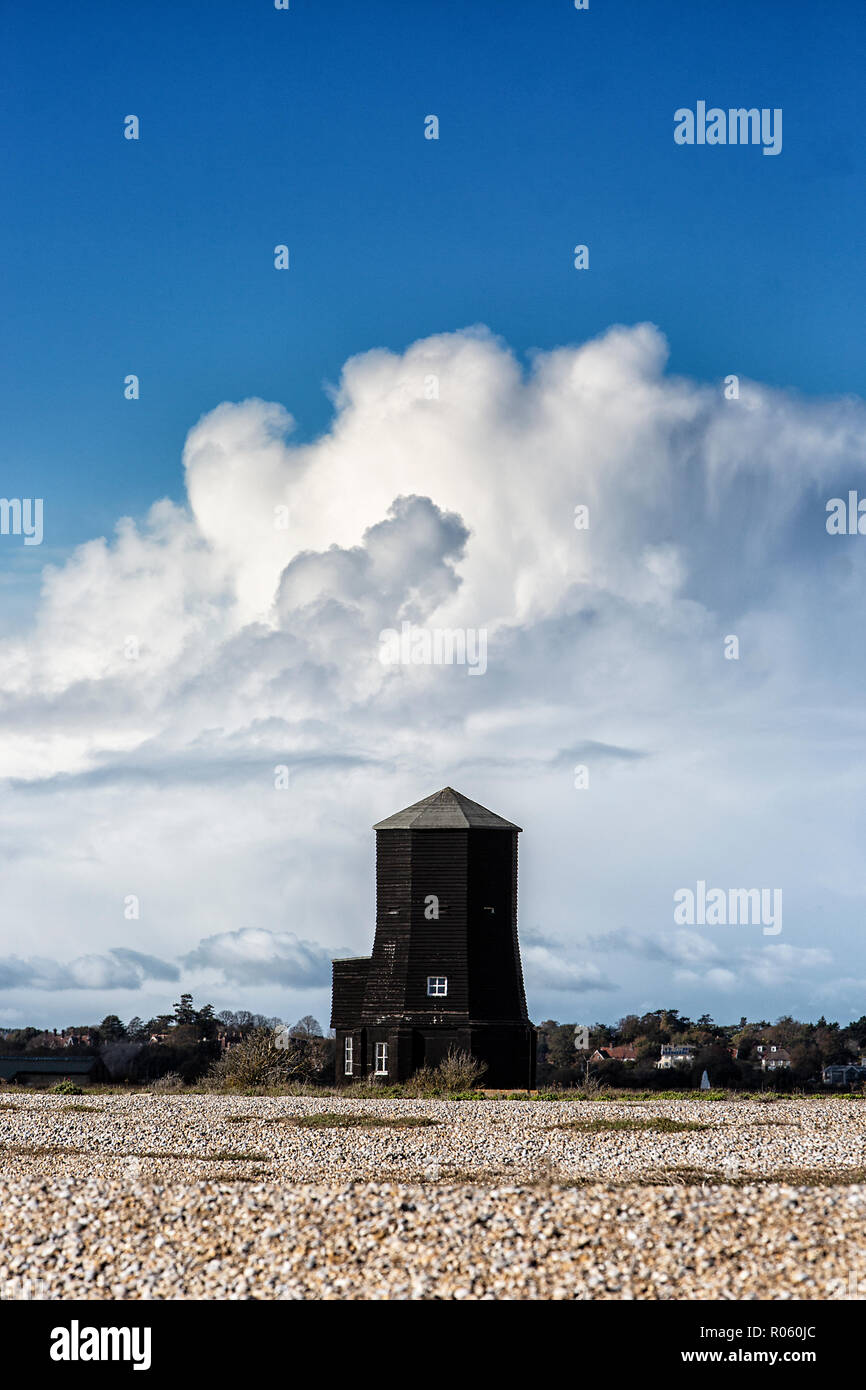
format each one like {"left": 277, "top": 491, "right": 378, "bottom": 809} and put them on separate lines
{"left": 1, "top": 1093, "right": 865, "bottom": 1299}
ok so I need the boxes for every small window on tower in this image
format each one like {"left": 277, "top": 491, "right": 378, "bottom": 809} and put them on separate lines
{"left": 427, "top": 976, "right": 448, "bottom": 997}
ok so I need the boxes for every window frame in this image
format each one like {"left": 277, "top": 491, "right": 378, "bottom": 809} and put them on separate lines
{"left": 374, "top": 1041, "right": 388, "bottom": 1075}
{"left": 344, "top": 1036, "right": 353, "bottom": 1076}
{"left": 427, "top": 975, "right": 448, "bottom": 997}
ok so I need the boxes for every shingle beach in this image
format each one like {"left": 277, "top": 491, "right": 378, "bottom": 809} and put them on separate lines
{"left": 2, "top": 1093, "right": 865, "bottom": 1299}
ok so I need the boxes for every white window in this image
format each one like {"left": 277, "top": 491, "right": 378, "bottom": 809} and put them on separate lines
{"left": 344, "top": 1036, "right": 353, "bottom": 1076}
{"left": 427, "top": 976, "right": 448, "bottom": 997}
{"left": 375, "top": 1041, "right": 388, "bottom": 1075}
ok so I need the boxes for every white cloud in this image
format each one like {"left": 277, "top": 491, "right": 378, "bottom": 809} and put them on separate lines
{"left": 2, "top": 322, "right": 866, "bottom": 1024}
{"left": 0, "top": 949, "right": 177, "bottom": 992}
{"left": 181, "top": 929, "right": 340, "bottom": 989}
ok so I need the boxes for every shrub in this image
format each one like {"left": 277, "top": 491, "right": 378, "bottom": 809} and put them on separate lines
{"left": 50, "top": 1080, "right": 83, "bottom": 1096}
{"left": 411, "top": 1047, "right": 487, "bottom": 1095}
{"left": 207, "top": 1027, "right": 328, "bottom": 1092}
{"left": 150, "top": 1071, "right": 185, "bottom": 1093}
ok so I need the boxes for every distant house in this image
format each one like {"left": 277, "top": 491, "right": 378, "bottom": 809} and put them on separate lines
{"left": 755, "top": 1043, "right": 791, "bottom": 1071}
{"left": 823, "top": 1063, "right": 866, "bottom": 1086}
{"left": 0, "top": 1056, "right": 107, "bottom": 1088}
{"left": 590, "top": 1045, "right": 638, "bottom": 1064}
{"left": 656, "top": 1044, "right": 697, "bottom": 1070}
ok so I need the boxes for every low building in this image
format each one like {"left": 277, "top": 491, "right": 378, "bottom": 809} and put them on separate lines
{"left": 0, "top": 1056, "right": 107, "bottom": 1087}
{"left": 590, "top": 1045, "right": 637, "bottom": 1064}
{"left": 823, "top": 1063, "right": 866, "bottom": 1086}
{"left": 656, "top": 1044, "right": 696, "bottom": 1070}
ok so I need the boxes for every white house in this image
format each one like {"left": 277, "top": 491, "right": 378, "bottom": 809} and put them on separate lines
{"left": 656, "top": 1044, "right": 696, "bottom": 1070}
{"left": 755, "top": 1043, "right": 791, "bottom": 1071}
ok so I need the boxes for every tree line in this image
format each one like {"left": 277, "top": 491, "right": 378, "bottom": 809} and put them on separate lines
{"left": 0, "top": 995, "right": 333, "bottom": 1085}
{"left": 537, "top": 1009, "right": 866, "bottom": 1088}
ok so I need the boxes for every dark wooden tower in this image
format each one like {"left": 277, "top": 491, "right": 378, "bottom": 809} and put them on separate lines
{"left": 330, "top": 787, "right": 536, "bottom": 1088}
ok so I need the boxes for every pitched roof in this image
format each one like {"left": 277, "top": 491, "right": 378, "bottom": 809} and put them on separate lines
{"left": 0, "top": 1056, "right": 100, "bottom": 1079}
{"left": 373, "top": 787, "right": 521, "bottom": 832}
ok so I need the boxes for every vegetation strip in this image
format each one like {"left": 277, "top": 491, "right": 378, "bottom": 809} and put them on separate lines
{"left": 291, "top": 1112, "right": 439, "bottom": 1130}
{"left": 551, "top": 1117, "right": 713, "bottom": 1133}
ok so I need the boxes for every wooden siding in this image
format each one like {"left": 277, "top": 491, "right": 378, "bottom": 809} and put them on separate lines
{"left": 467, "top": 829, "right": 528, "bottom": 1021}
{"left": 330, "top": 957, "right": 370, "bottom": 1029}
{"left": 406, "top": 829, "right": 469, "bottom": 1016}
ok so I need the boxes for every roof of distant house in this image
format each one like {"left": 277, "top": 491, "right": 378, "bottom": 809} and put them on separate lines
{"left": 0, "top": 1056, "right": 100, "bottom": 1079}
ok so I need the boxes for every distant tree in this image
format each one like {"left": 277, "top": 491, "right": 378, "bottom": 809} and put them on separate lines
{"left": 290, "top": 1015, "right": 323, "bottom": 1037}
{"left": 788, "top": 1040, "right": 823, "bottom": 1079}
{"left": 634, "top": 1036, "right": 660, "bottom": 1064}
{"left": 143, "top": 1015, "right": 174, "bottom": 1037}
{"left": 547, "top": 1024, "right": 580, "bottom": 1070}
{"left": 616, "top": 1015, "right": 641, "bottom": 1043}
{"left": 591, "top": 1021, "right": 615, "bottom": 1046}
{"left": 195, "top": 1003, "right": 218, "bottom": 1040}
{"left": 173, "top": 994, "right": 197, "bottom": 1028}
{"left": 691, "top": 1045, "right": 739, "bottom": 1088}
{"left": 0, "top": 1027, "right": 39, "bottom": 1054}
{"left": 98, "top": 1015, "right": 127, "bottom": 1041}
{"left": 100, "top": 1041, "right": 144, "bottom": 1079}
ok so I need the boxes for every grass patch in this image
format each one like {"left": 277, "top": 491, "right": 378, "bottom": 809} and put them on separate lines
{"left": 60, "top": 1103, "right": 100, "bottom": 1113}
{"left": 208, "top": 1171, "right": 269, "bottom": 1183}
{"left": 656, "top": 1164, "right": 866, "bottom": 1187}
{"left": 535, "top": 1088, "right": 731, "bottom": 1103}
{"left": 291, "top": 1112, "right": 439, "bottom": 1130}
{"left": 420, "top": 1164, "right": 866, "bottom": 1190}
{"left": 551, "top": 1116, "right": 713, "bottom": 1134}
{"left": 126, "top": 1149, "right": 269, "bottom": 1162}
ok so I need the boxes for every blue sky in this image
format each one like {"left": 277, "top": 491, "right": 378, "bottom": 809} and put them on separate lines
{"left": 2, "top": 0, "right": 866, "bottom": 1032}
{"left": 2, "top": 0, "right": 863, "bottom": 557}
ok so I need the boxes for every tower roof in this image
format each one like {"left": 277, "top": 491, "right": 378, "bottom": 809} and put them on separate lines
{"left": 373, "top": 786, "right": 521, "bottom": 832}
